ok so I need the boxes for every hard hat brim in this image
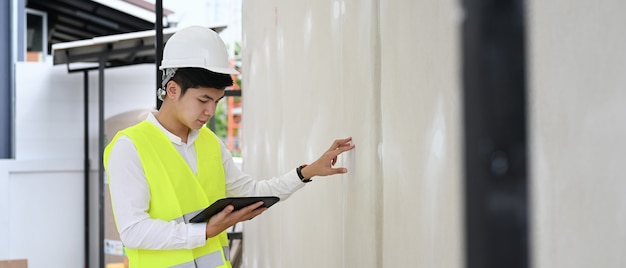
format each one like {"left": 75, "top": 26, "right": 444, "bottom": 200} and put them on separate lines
{"left": 159, "top": 65, "right": 240, "bottom": 75}
{"left": 205, "top": 66, "right": 240, "bottom": 75}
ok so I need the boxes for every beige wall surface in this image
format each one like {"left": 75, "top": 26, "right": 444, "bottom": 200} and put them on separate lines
{"left": 528, "top": 0, "right": 626, "bottom": 268}
{"left": 380, "top": 1, "right": 462, "bottom": 267}
{"left": 242, "top": 0, "right": 626, "bottom": 267}
{"left": 241, "top": 0, "right": 462, "bottom": 267}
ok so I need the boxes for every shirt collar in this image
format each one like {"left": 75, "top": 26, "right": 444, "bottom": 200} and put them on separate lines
{"left": 146, "top": 112, "right": 200, "bottom": 146}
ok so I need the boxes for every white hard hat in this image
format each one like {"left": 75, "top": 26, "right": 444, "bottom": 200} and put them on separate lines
{"left": 159, "top": 26, "right": 239, "bottom": 75}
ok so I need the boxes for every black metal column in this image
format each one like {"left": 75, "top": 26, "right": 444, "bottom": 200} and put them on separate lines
{"left": 98, "top": 56, "right": 106, "bottom": 268}
{"left": 84, "top": 70, "right": 91, "bottom": 268}
{"left": 156, "top": 0, "right": 164, "bottom": 110}
{"left": 462, "top": 0, "right": 529, "bottom": 267}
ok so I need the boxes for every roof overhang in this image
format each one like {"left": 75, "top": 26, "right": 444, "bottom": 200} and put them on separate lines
{"left": 51, "top": 25, "right": 227, "bottom": 72}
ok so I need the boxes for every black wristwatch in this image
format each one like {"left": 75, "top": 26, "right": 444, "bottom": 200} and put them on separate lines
{"left": 296, "top": 164, "right": 312, "bottom": 183}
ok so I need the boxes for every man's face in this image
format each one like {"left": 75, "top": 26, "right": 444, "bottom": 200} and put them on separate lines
{"left": 174, "top": 86, "right": 225, "bottom": 130}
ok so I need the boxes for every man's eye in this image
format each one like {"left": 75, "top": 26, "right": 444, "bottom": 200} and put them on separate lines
{"left": 199, "top": 99, "right": 208, "bottom": 103}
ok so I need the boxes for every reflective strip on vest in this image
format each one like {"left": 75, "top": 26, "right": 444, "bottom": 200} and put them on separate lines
{"left": 173, "top": 208, "right": 205, "bottom": 224}
{"left": 171, "top": 250, "right": 224, "bottom": 268}
{"left": 168, "top": 247, "right": 231, "bottom": 268}
{"left": 223, "top": 246, "right": 230, "bottom": 261}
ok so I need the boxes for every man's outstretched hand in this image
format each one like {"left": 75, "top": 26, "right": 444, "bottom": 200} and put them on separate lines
{"left": 300, "top": 137, "right": 355, "bottom": 179}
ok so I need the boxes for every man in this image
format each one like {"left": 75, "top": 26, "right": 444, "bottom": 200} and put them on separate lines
{"left": 104, "top": 25, "right": 355, "bottom": 268}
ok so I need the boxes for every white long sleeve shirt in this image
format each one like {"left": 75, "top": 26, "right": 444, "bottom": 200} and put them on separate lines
{"left": 106, "top": 113, "right": 305, "bottom": 250}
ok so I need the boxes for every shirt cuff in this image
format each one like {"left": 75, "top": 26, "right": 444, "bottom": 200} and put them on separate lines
{"left": 288, "top": 168, "right": 307, "bottom": 186}
{"left": 188, "top": 222, "right": 208, "bottom": 248}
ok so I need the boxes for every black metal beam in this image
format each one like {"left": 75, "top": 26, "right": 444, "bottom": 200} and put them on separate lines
{"left": 66, "top": 60, "right": 155, "bottom": 73}
{"left": 66, "top": 44, "right": 155, "bottom": 62}
{"left": 462, "top": 0, "right": 529, "bottom": 267}
{"left": 224, "top": 90, "right": 242, "bottom": 97}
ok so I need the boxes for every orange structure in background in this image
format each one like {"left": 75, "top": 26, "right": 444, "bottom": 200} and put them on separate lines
{"left": 226, "top": 59, "right": 242, "bottom": 155}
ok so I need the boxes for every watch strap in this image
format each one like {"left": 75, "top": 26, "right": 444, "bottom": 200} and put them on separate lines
{"left": 296, "top": 164, "right": 312, "bottom": 183}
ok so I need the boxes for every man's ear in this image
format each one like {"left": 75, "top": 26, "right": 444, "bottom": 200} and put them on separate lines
{"left": 166, "top": 80, "right": 180, "bottom": 99}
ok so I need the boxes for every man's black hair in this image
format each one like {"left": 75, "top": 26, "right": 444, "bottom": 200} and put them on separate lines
{"left": 168, "top": 67, "right": 233, "bottom": 97}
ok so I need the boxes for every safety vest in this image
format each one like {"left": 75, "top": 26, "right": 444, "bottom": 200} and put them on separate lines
{"left": 104, "top": 121, "right": 231, "bottom": 268}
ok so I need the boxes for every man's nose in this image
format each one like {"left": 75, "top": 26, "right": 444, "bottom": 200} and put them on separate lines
{"left": 204, "top": 103, "right": 215, "bottom": 116}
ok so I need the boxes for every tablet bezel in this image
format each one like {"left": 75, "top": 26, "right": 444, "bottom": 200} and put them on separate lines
{"left": 189, "top": 196, "right": 280, "bottom": 223}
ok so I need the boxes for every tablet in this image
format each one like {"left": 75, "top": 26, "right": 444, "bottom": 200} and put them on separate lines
{"left": 189, "top": 196, "right": 280, "bottom": 223}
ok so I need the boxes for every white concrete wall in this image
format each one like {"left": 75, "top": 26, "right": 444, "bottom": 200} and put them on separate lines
{"left": 241, "top": 1, "right": 461, "bottom": 267}
{"left": 15, "top": 63, "right": 155, "bottom": 161}
{"left": 0, "top": 62, "right": 154, "bottom": 267}
{"left": 0, "top": 159, "right": 84, "bottom": 267}
{"left": 528, "top": 0, "right": 626, "bottom": 267}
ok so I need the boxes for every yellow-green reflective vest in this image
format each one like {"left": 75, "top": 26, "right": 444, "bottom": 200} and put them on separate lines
{"left": 104, "top": 121, "right": 231, "bottom": 268}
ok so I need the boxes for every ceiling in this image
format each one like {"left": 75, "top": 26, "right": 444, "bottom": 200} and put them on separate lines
{"left": 26, "top": 0, "right": 173, "bottom": 53}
